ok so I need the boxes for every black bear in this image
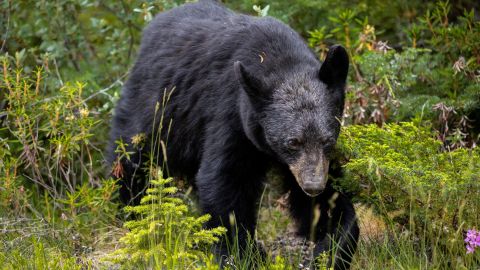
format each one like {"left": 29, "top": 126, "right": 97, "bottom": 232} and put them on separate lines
{"left": 108, "top": 0, "right": 359, "bottom": 269}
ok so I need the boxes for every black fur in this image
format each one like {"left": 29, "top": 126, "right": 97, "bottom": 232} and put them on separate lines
{"left": 108, "top": 1, "right": 358, "bottom": 269}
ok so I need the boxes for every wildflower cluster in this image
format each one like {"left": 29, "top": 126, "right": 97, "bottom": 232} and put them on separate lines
{"left": 465, "top": 229, "right": 480, "bottom": 254}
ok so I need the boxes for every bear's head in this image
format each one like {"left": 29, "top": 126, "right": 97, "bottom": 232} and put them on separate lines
{"left": 235, "top": 45, "right": 348, "bottom": 197}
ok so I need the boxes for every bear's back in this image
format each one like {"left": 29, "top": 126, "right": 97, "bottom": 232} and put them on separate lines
{"left": 131, "top": 0, "right": 316, "bottom": 94}
{"left": 156, "top": 0, "right": 236, "bottom": 24}
{"left": 110, "top": 0, "right": 319, "bottom": 177}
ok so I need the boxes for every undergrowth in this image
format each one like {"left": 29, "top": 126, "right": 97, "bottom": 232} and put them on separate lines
{"left": 107, "top": 171, "right": 226, "bottom": 269}
{"left": 338, "top": 122, "right": 480, "bottom": 269}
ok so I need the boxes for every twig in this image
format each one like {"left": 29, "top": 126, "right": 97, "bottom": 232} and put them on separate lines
{"left": 52, "top": 58, "right": 64, "bottom": 86}
{"left": 0, "top": 0, "right": 11, "bottom": 52}
{"left": 120, "top": 0, "right": 136, "bottom": 61}
{"left": 83, "top": 72, "right": 128, "bottom": 102}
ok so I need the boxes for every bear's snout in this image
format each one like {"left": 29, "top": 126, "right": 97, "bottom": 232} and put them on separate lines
{"left": 288, "top": 151, "right": 329, "bottom": 197}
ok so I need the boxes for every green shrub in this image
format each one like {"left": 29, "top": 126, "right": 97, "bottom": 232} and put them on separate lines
{"left": 108, "top": 170, "right": 226, "bottom": 269}
{"left": 227, "top": 0, "right": 440, "bottom": 43}
{"left": 2, "top": 0, "right": 184, "bottom": 87}
{"left": 306, "top": 1, "right": 479, "bottom": 148}
{"left": 336, "top": 122, "right": 480, "bottom": 267}
{"left": 0, "top": 55, "right": 117, "bottom": 222}
{"left": 0, "top": 56, "right": 118, "bottom": 270}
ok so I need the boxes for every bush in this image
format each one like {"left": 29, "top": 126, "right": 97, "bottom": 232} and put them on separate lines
{"left": 0, "top": 55, "right": 118, "bottom": 260}
{"left": 227, "top": 0, "right": 440, "bottom": 43}
{"left": 0, "top": 55, "right": 116, "bottom": 210}
{"left": 336, "top": 122, "right": 480, "bottom": 267}
{"left": 306, "top": 1, "right": 480, "bottom": 148}
{"left": 2, "top": 0, "right": 181, "bottom": 84}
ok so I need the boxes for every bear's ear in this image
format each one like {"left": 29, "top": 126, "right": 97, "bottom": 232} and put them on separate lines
{"left": 234, "top": 61, "right": 269, "bottom": 100}
{"left": 319, "top": 45, "right": 349, "bottom": 88}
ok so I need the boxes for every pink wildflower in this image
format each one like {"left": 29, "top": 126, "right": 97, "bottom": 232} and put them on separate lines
{"left": 465, "top": 229, "right": 480, "bottom": 254}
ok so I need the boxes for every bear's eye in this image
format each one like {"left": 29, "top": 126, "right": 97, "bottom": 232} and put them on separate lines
{"left": 286, "top": 138, "right": 303, "bottom": 150}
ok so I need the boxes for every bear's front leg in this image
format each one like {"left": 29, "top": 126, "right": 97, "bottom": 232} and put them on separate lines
{"left": 116, "top": 144, "right": 147, "bottom": 206}
{"left": 288, "top": 181, "right": 359, "bottom": 270}
{"left": 195, "top": 136, "right": 268, "bottom": 263}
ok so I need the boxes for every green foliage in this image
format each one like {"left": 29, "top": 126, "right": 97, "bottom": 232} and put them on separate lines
{"left": 1, "top": 0, "right": 185, "bottom": 93}
{"left": 252, "top": 4, "right": 270, "bottom": 17}
{"left": 263, "top": 256, "right": 292, "bottom": 270}
{"left": 227, "top": 0, "right": 439, "bottom": 43}
{"left": 410, "top": 2, "right": 480, "bottom": 61}
{"left": 0, "top": 55, "right": 118, "bottom": 269}
{"left": 354, "top": 230, "right": 480, "bottom": 269}
{"left": 0, "top": 56, "right": 117, "bottom": 231}
{"left": 108, "top": 170, "right": 226, "bottom": 269}
{"left": 305, "top": 0, "right": 479, "bottom": 148}
{"left": 337, "top": 122, "right": 480, "bottom": 267}
{"left": 0, "top": 236, "right": 83, "bottom": 270}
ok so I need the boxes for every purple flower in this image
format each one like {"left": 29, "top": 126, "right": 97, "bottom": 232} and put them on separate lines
{"left": 465, "top": 229, "right": 480, "bottom": 254}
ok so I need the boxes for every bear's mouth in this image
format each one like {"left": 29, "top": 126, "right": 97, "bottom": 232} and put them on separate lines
{"left": 298, "top": 180, "right": 327, "bottom": 197}
{"left": 288, "top": 152, "right": 329, "bottom": 197}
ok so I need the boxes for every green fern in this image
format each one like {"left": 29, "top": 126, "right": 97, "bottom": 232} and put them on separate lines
{"left": 108, "top": 170, "right": 226, "bottom": 269}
